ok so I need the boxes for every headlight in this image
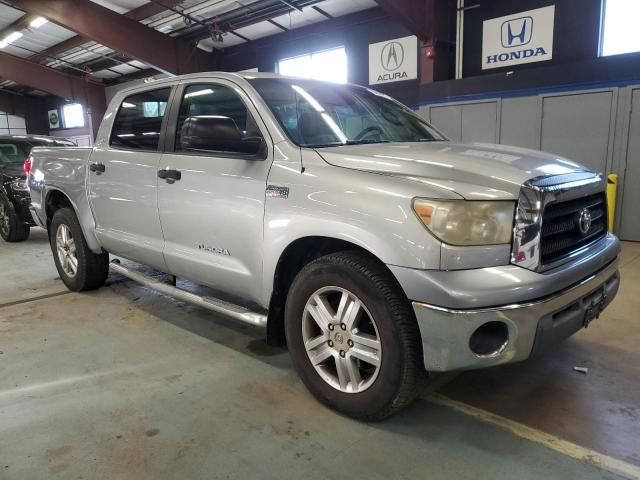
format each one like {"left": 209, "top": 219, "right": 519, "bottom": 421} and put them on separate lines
{"left": 10, "top": 178, "right": 29, "bottom": 192}
{"left": 412, "top": 198, "right": 515, "bottom": 246}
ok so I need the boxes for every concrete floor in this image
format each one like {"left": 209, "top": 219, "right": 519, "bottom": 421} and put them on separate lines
{"left": 1, "top": 228, "right": 639, "bottom": 480}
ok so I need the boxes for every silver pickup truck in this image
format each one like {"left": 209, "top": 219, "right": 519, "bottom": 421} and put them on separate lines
{"left": 28, "top": 73, "right": 620, "bottom": 419}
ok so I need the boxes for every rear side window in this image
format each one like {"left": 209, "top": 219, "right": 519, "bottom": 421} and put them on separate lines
{"left": 110, "top": 88, "right": 171, "bottom": 151}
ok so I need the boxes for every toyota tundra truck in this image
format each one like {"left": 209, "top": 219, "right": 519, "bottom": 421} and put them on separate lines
{"left": 27, "top": 73, "right": 620, "bottom": 420}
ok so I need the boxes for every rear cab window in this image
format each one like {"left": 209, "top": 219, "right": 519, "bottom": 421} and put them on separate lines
{"left": 110, "top": 88, "right": 171, "bottom": 151}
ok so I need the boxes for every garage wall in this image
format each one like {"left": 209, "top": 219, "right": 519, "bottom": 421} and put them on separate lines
{"left": 418, "top": 84, "right": 640, "bottom": 241}
{"left": 0, "top": 111, "right": 27, "bottom": 136}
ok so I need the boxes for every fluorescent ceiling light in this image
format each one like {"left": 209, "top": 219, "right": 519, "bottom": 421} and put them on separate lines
{"left": 29, "top": 17, "right": 48, "bottom": 28}
{"left": 0, "top": 31, "right": 23, "bottom": 48}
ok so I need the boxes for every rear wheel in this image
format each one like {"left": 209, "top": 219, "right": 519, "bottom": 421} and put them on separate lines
{"left": 285, "top": 251, "right": 423, "bottom": 420}
{"left": 0, "top": 194, "right": 30, "bottom": 242}
{"left": 50, "top": 208, "right": 109, "bottom": 291}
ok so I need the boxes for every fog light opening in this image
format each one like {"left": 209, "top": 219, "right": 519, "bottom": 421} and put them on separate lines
{"left": 469, "top": 321, "right": 509, "bottom": 357}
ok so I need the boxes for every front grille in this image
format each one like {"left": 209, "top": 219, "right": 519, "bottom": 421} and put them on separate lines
{"left": 540, "top": 192, "right": 607, "bottom": 265}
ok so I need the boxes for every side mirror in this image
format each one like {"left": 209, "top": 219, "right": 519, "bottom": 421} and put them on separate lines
{"left": 180, "top": 115, "right": 265, "bottom": 158}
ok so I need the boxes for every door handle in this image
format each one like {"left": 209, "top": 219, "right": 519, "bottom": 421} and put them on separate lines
{"left": 89, "top": 162, "right": 106, "bottom": 174}
{"left": 158, "top": 168, "right": 182, "bottom": 183}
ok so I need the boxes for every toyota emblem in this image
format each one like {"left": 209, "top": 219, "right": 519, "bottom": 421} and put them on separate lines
{"left": 578, "top": 208, "right": 592, "bottom": 235}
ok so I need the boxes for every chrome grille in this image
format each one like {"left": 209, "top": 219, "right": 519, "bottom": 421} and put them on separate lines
{"left": 540, "top": 192, "right": 607, "bottom": 265}
{"left": 511, "top": 173, "right": 607, "bottom": 272}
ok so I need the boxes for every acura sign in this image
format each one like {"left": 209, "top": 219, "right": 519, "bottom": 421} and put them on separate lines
{"left": 482, "top": 6, "right": 555, "bottom": 70}
{"left": 369, "top": 35, "right": 418, "bottom": 85}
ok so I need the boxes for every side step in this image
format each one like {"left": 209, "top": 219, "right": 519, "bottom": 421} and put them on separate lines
{"left": 109, "top": 260, "right": 268, "bottom": 327}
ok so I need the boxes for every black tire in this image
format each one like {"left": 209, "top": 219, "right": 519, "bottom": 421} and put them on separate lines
{"left": 285, "top": 251, "right": 423, "bottom": 420}
{"left": 50, "top": 207, "right": 109, "bottom": 291}
{"left": 0, "top": 194, "right": 30, "bottom": 242}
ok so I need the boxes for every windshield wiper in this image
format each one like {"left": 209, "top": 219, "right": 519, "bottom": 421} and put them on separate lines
{"left": 344, "top": 139, "right": 391, "bottom": 146}
{"left": 305, "top": 139, "right": 390, "bottom": 148}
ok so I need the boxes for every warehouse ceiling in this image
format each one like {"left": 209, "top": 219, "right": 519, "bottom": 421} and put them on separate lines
{"left": 0, "top": 0, "right": 377, "bottom": 96}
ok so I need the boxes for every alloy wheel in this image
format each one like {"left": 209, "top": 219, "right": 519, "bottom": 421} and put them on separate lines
{"left": 302, "top": 286, "right": 382, "bottom": 393}
{"left": 56, "top": 224, "right": 78, "bottom": 278}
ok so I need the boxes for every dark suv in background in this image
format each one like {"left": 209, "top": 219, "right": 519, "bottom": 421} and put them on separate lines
{"left": 0, "top": 135, "right": 75, "bottom": 242}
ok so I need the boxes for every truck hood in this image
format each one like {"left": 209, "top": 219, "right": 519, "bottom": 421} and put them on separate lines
{"left": 315, "top": 141, "right": 590, "bottom": 199}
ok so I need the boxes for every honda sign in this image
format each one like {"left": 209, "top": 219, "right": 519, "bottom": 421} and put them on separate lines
{"left": 482, "top": 6, "right": 555, "bottom": 70}
{"left": 369, "top": 35, "right": 418, "bottom": 85}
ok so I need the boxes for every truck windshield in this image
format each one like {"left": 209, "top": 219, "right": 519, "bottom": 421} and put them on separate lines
{"left": 248, "top": 78, "right": 446, "bottom": 148}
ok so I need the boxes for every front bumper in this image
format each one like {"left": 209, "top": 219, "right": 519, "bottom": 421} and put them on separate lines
{"left": 412, "top": 258, "right": 619, "bottom": 371}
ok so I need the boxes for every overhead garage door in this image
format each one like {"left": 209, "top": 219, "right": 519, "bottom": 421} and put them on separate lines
{"left": 619, "top": 89, "right": 640, "bottom": 241}
{"left": 540, "top": 91, "right": 614, "bottom": 173}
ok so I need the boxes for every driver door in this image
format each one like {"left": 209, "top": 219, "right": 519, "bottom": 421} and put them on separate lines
{"left": 157, "top": 80, "right": 273, "bottom": 305}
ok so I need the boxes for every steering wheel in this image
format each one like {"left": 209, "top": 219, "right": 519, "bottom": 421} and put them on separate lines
{"left": 354, "top": 125, "right": 384, "bottom": 141}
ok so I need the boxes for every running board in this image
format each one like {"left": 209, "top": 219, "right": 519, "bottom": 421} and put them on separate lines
{"left": 109, "top": 260, "right": 268, "bottom": 327}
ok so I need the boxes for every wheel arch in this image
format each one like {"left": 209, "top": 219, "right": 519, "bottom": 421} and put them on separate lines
{"left": 44, "top": 187, "right": 103, "bottom": 253}
{"left": 265, "top": 235, "right": 408, "bottom": 346}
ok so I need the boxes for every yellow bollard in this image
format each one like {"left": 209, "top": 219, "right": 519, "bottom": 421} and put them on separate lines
{"left": 606, "top": 174, "right": 618, "bottom": 232}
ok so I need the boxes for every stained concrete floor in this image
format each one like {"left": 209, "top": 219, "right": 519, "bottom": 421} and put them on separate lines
{"left": 0, "top": 228, "right": 638, "bottom": 480}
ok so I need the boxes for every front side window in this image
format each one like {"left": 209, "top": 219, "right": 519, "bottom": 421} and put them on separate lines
{"left": 110, "top": 88, "right": 171, "bottom": 151}
{"left": 249, "top": 78, "right": 445, "bottom": 148}
{"left": 175, "top": 84, "right": 264, "bottom": 157}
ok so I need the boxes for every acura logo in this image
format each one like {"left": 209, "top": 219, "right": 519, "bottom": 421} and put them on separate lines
{"left": 381, "top": 41, "right": 404, "bottom": 71}
{"left": 578, "top": 208, "right": 592, "bottom": 235}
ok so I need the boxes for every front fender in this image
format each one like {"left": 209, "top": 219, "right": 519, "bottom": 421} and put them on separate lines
{"left": 261, "top": 149, "right": 453, "bottom": 306}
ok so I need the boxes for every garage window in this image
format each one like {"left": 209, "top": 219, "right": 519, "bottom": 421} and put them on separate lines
{"left": 600, "top": 0, "right": 640, "bottom": 56}
{"left": 277, "top": 47, "right": 347, "bottom": 83}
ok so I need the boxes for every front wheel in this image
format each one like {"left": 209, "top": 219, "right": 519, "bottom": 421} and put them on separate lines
{"left": 0, "top": 194, "right": 30, "bottom": 242}
{"left": 50, "top": 208, "right": 109, "bottom": 291}
{"left": 285, "top": 251, "right": 423, "bottom": 420}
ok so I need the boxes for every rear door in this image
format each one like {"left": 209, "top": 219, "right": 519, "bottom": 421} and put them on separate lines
{"left": 157, "top": 80, "right": 273, "bottom": 304}
{"left": 88, "top": 87, "right": 172, "bottom": 270}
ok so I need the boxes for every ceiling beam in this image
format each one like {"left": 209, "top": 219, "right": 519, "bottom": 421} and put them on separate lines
{"left": 30, "top": 0, "right": 186, "bottom": 64}
{"left": 0, "top": 50, "right": 106, "bottom": 123}
{"left": 6, "top": 0, "right": 216, "bottom": 75}
{"left": 0, "top": 13, "right": 38, "bottom": 39}
{"left": 180, "top": 0, "right": 324, "bottom": 43}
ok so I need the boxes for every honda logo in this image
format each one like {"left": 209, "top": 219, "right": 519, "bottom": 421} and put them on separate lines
{"left": 381, "top": 41, "right": 404, "bottom": 71}
{"left": 501, "top": 16, "right": 533, "bottom": 48}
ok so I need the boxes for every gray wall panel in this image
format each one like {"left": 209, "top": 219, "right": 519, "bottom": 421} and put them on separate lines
{"left": 540, "top": 91, "right": 614, "bottom": 173}
{"left": 461, "top": 102, "right": 498, "bottom": 144}
{"left": 619, "top": 89, "right": 640, "bottom": 241}
{"left": 429, "top": 105, "right": 461, "bottom": 142}
{"left": 500, "top": 97, "right": 539, "bottom": 149}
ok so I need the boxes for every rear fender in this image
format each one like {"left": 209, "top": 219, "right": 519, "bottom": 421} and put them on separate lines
{"left": 44, "top": 186, "right": 103, "bottom": 254}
